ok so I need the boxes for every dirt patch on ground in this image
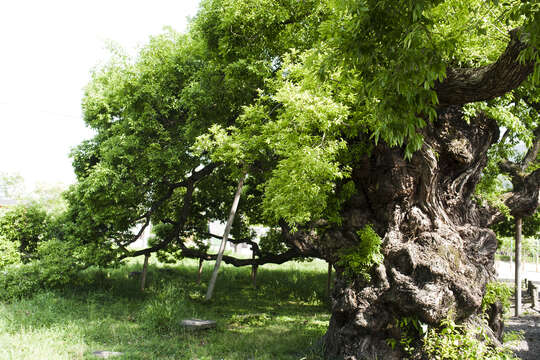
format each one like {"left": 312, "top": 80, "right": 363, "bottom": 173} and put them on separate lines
{"left": 504, "top": 291, "right": 540, "bottom": 360}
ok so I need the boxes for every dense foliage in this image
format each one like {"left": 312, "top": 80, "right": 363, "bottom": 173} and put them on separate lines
{"left": 0, "top": 235, "right": 20, "bottom": 269}
{"left": 53, "top": 0, "right": 537, "bottom": 270}
{"left": 335, "top": 225, "right": 383, "bottom": 281}
{"left": 42, "top": 0, "right": 530, "bottom": 274}
{"left": 481, "top": 281, "right": 514, "bottom": 314}
{"left": 0, "top": 203, "right": 50, "bottom": 261}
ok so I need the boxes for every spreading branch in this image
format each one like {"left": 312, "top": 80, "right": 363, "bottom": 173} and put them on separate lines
{"left": 118, "top": 163, "right": 220, "bottom": 260}
{"left": 490, "top": 127, "right": 540, "bottom": 224}
{"left": 435, "top": 28, "right": 535, "bottom": 107}
{"left": 178, "top": 241, "right": 307, "bottom": 267}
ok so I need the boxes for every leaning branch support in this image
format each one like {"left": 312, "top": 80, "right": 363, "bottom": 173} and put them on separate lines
{"left": 205, "top": 171, "right": 248, "bottom": 301}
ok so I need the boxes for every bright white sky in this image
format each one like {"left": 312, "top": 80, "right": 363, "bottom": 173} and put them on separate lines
{"left": 0, "top": 0, "right": 201, "bottom": 190}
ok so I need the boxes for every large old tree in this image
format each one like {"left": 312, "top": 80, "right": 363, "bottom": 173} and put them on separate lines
{"left": 70, "top": 0, "right": 539, "bottom": 358}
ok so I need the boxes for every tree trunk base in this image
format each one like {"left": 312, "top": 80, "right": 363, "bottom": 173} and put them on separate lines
{"left": 319, "top": 107, "right": 502, "bottom": 359}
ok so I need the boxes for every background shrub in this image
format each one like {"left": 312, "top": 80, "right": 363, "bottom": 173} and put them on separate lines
{"left": 0, "top": 263, "right": 42, "bottom": 301}
{"left": 0, "top": 203, "right": 50, "bottom": 261}
{"left": 36, "top": 239, "right": 82, "bottom": 287}
{"left": 0, "top": 235, "right": 21, "bottom": 269}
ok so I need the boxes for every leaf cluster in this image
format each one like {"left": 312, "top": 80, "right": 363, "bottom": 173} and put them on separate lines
{"left": 481, "top": 281, "right": 513, "bottom": 314}
{"left": 336, "top": 225, "right": 383, "bottom": 281}
{"left": 423, "top": 316, "right": 518, "bottom": 360}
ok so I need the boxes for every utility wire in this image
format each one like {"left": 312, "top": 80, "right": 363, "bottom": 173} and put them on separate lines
{"left": 0, "top": 101, "right": 82, "bottom": 121}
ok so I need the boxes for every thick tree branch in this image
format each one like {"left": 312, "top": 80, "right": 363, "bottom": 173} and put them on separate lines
{"left": 488, "top": 168, "right": 540, "bottom": 225}
{"left": 435, "top": 28, "right": 535, "bottom": 107}
{"left": 504, "top": 168, "right": 540, "bottom": 219}
{"left": 279, "top": 219, "right": 325, "bottom": 259}
{"left": 491, "top": 127, "right": 540, "bottom": 224}
{"left": 118, "top": 163, "right": 221, "bottom": 260}
{"left": 499, "top": 159, "right": 522, "bottom": 184}
{"left": 497, "top": 126, "right": 540, "bottom": 191}
{"left": 178, "top": 241, "right": 307, "bottom": 267}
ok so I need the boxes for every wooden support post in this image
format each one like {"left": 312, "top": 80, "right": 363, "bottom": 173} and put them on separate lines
{"left": 251, "top": 264, "right": 259, "bottom": 288}
{"left": 197, "top": 258, "right": 204, "bottom": 285}
{"left": 510, "top": 239, "right": 514, "bottom": 271}
{"left": 534, "top": 239, "right": 540, "bottom": 272}
{"left": 141, "top": 253, "right": 149, "bottom": 291}
{"left": 532, "top": 284, "right": 539, "bottom": 310}
{"left": 515, "top": 217, "right": 523, "bottom": 317}
{"left": 327, "top": 262, "right": 333, "bottom": 296}
{"left": 251, "top": 249, "right": 258, "bottom": 287}
{"left": 205, "top": 172, "right": 247, "bottom": 301}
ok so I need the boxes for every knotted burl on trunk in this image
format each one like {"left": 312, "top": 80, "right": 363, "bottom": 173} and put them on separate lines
{"left": 317, "top": 106, "right": 503, "bottom": 359}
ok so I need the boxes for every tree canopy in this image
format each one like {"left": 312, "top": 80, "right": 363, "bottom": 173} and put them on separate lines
{"left": 64, "top": 0, "right": 539, "bottom": 270}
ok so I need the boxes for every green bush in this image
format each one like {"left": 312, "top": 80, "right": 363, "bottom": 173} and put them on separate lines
{"left": 0, "top": 239, "right": 84, "bottom": 301}
{"left": 0, "top": 235, "right": 21, "bottom": 269}
{"left": 482, "top": 282, "right": 513, "bottom": 314}
{"left": 0, "top": 263, "right": 42, "bottom": 301}
{"left": 36, "top": 239, "right": 81, "bottom": 287}
{"left": 423, "top": 317, "right": 518, "bottom": 360}
{"left": 0, "top": 203, "right": 50, "bottom": 261}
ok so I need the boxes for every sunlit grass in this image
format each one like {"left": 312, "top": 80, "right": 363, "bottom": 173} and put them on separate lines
{"left": 0, "top": 258, "right": 330, "bottom": 359}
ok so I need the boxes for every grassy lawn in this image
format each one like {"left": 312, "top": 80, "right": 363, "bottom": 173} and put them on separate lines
{"left": 0, "top": 258, "right": 331, "bottom": 359}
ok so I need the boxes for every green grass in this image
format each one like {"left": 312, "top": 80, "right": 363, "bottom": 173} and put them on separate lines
{"left": 0, "top": 258, "right": 331, "bottom": 359}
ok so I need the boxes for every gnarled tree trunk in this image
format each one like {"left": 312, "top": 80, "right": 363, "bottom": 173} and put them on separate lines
{"left": 302, "top": 29, "right": 539, "bottom": 359}
{"left": 317, "top": 107, "right": 502, "bottom": 359}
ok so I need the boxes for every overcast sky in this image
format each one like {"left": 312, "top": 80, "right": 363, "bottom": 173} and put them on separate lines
{"left": 0, "top": 0, "right": 201, "bottom": 190}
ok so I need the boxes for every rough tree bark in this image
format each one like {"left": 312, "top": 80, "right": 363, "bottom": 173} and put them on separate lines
{"left": 316, "top": 107, "right": 504, "bottom": 359}
{"left": 281, "top": 29, "right": 538, "bottom": 358}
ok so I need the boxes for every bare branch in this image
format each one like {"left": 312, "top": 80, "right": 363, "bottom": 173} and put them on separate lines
{"left": 499, "top": 128, "right": 510, "bottom": 145}
{"left": 129, "top": 216, "right": 151, "bottom": 244}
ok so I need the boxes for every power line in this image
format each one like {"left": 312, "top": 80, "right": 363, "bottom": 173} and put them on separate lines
{"left": 0, "top": 101, "right": 82, "bottom": 120}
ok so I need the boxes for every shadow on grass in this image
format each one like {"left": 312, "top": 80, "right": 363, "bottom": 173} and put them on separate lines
{"left": 0, "top": 260, "right": 331, "bottom": 359}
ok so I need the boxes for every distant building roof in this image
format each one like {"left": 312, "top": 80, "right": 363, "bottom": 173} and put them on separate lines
{"left": 0, "top": 197, "right": 17, "bottom": 207}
